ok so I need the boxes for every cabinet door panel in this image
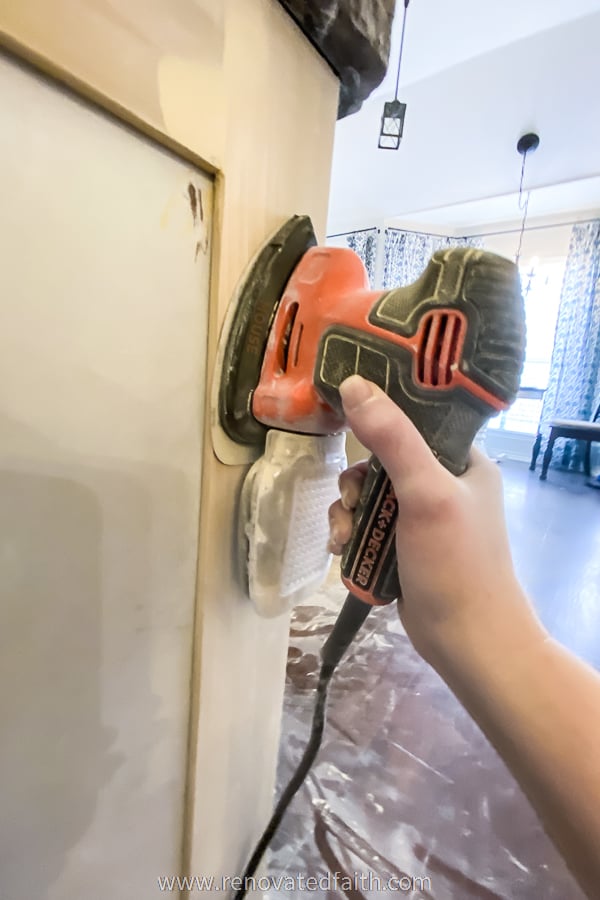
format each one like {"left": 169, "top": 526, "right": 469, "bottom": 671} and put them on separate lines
{"left": 0, "top": 53, "right": 211, "bottom": 898}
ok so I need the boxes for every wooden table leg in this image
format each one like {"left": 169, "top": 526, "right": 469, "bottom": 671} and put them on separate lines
{"left": 529, "top": 431, "right": 542, "bottom": 471}
{"left": 540, "top": 430, "right": 557, "bottom": 481}
{"left": 584, "top": 441, "right": 592, "bottom": 477}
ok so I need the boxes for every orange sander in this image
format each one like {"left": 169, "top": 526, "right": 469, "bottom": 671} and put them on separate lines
{"left": 219, "top": 215, "right": 525, "bottom": 607}
{"left": 218, "top": 215, "right": 525, "bottom": 897}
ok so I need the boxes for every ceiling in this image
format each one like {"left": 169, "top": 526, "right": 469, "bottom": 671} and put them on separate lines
{"left": 326, "top": 0, "right": 600, "bottom": 235}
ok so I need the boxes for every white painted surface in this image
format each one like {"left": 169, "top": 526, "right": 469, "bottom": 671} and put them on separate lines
{"left": 0, "top": 55, "right": 211, "bottom": 898}
{"left": 375, "top": 0, "right": 600, "bottom": 99}
{"left": 385, "top": 178, "right": 600, "bottom": 237}
{"left": 328, "top": 3, "right": 600, "bottom": 233}
{"left": 482, "top": 223, "right": 571, "bottom": 265}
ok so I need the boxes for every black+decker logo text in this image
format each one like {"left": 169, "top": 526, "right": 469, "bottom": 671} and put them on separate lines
{"left": 354, "top": 481, "right": 397, "bottom": 589}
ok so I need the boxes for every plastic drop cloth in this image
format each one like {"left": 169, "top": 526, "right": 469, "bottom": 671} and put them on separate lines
{"left": 265, "top": 564, "right": 583, "bottom": 899}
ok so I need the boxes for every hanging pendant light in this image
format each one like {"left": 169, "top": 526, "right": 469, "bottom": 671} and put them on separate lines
{"left": 515, "top": 132, "right": 540, "bottom": 264}
{"left": 378, "top": 0, "right": 410, "bottom": 150}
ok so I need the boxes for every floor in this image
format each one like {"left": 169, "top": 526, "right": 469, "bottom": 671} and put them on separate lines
{"left": 266, "top": 461, "right": 600, "bottom": 899}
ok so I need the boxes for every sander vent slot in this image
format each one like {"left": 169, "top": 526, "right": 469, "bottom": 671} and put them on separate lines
{"left": 416, "top": 310, "right": 465, "bottom": 388}
{"left": 418, "top": 315, "right": 432, "bottom": 384}
{"left": 278, "top": 302, "right": 299, "bottom": 373}
{"left": 293, "top": 323, "right": 304, "bottom": 368}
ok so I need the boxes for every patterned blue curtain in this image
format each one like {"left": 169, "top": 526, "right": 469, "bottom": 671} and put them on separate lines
{"left": 540, "top": 221, "right": 600, "bottom": 471}
{"left": 345, "top": 228, "right": 378, "bottom": 287}
{"left": 382, "top": 229, "right": 483, "bottom": 290}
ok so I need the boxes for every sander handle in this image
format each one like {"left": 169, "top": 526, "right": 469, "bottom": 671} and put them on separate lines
{"left": 340, "top": 455, "right": 401, "bottom": 606}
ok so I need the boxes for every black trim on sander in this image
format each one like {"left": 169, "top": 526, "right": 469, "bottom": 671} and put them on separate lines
{"left": 219, "top": 215, "right": 317, "bottom": 447}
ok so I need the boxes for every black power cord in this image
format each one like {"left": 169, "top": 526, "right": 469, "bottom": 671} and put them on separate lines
{"left": 233, "top": 593, "right": 372, "bottom": 900}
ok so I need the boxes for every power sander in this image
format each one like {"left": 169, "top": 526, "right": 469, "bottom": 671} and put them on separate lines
{"left": 219, "top": 215, "right": 525, "bottom": 607}
{"left": 216, "top": 214, "right": 525, "bottom": 894}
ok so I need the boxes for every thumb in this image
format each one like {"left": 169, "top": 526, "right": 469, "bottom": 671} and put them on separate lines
{"left": 339, "top": 375, "right": 438, "bottom": 486}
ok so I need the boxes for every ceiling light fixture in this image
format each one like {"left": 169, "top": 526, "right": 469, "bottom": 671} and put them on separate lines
{"left": 515, "top": 132, "right": 540, "bottom": 264}
{"left": 378, "top": 0, "right": 410, "bottom": 150}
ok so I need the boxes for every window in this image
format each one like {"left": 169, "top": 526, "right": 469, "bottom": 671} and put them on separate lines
{"left": 488, "top": 257, "right": 565, "bottom": 435}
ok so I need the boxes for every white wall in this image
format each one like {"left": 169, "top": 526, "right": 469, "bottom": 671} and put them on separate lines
{"left": 481, "top": 222, "right": 572, "bottom": 263}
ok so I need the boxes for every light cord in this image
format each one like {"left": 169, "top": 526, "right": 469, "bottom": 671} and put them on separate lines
{"left": 394, "top": 0, "right": 411, "bottom": 101}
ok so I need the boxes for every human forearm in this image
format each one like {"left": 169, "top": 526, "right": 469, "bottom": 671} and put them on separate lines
{"left": 442, "top": 608, "right": 600, "bottom": 900}
{"left": 332, "top": 377, "right": 600, "bottom": 898}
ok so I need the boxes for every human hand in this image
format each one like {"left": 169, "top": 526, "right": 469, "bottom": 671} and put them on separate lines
{"left": 329, "top": 375, "right": 546, "bottom": 678}
{"left": 330, "top": 377, "right": 600, "bottom": 900}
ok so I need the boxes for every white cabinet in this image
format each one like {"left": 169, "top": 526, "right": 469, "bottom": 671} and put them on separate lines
{"left": 0, "top": 54, "right": 211, "bottom": 897}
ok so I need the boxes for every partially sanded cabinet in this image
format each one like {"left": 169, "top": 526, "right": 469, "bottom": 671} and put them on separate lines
{"left": 0, "top": 0, "right": 339, "bottom": 894}
{"left": 0, "top": 54, "right": 212, "bottom": 896}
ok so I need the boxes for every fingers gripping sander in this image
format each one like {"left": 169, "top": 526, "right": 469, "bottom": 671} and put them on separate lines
{"left": 219, "top": 215, "right": 525, "bottom": 609}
